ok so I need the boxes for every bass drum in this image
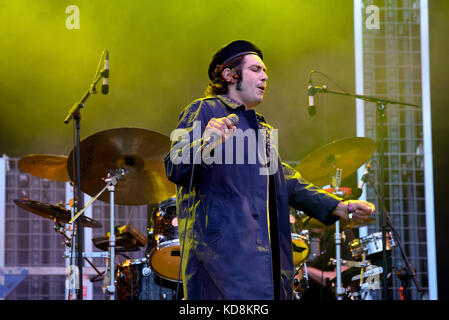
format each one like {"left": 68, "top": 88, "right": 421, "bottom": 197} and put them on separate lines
{"left": 115, "top": 258, "right": 181, "bottom": 300}
{"left": 147, "top": 197, "right": 181, "bottom": 282}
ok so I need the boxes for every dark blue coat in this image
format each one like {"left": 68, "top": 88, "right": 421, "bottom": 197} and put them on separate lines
{"left": 164, "top": 95, "right": 341, "bottom": 300}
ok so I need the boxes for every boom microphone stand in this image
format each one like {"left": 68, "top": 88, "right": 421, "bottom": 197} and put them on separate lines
{"left": 366, "top": 174, "right": 425, "bottom": 298}
{"left": 309, "top": 81, "right": 420, "bottom": 300}
{"left": 63, "top": 50, "right": 109, "bottom": 300}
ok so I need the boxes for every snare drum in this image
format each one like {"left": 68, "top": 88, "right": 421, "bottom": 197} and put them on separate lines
{"left": 148, "top": 197, "right": 181, "bottom": 282}
{"left": 349, "top": 231, "right": 396, "bottom": 260}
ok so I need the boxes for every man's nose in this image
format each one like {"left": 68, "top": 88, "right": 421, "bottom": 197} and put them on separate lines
{"left": 261, "top": 71, "right": 268, "bottom": 82}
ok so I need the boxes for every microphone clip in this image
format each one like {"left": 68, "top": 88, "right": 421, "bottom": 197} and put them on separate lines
{"left": 310, "top": 85, "right": 328, "bottom": 94}
{"left": 101, "top": 68, "right": 109, "bottom": 79}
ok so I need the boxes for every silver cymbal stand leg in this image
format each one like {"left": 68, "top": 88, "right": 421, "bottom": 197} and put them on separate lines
{"left": 106, "top": 182, "right": 115, "bottom": 300}
{"left": 335, "top": 220, "right": 344, "bottom": 300}
{"left": 69, "top": 169, "right": 125, "bottom": 300}
{"left": 102, "top": 169, "right": 126, "bottom": 300}
{"left": 332, "top": 167, "right": 344, "bottom": 300}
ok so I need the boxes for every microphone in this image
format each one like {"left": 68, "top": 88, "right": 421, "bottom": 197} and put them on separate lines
{"left": 202, "top": 114, "right": 239, "bottom": 151}
{"left": 308, "top": 73, "right": 316, "bottom": 116}
{"left": 101, "top": 51, "right": 109, "bottom": 94}
{"left": 354, "top": 160, "right": 373, "bottom": 198}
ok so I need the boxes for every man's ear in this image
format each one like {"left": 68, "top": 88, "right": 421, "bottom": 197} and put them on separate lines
{"left": 222, "top": 68, "right": 236, "bottom": 84}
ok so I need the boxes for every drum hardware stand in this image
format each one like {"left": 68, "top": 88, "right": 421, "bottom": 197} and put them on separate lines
{"left": 302, "top": 263, "right": 310, "bottom": 288}
{"left": 330, "top": 254, "right": 371, "bottom": 293}
{"left": 329, "top": 258, "right": 371, "bottom": 269}
{"left": 63, "top": 49, "right": 109, "bottom": 300}
{"left": 53, "top": 220, "right": 107, "bottom": 295}
{"left": 293, "top": 262, "right": 310, "bottom": 300}
{"left": 69, "top": 168, "right": 127, "bottom": 300}
{"left": 366, "top": 175, "right": 424, "bottom": 298}
{"left": 329, "top": 166, "right": 363, "bottom": 300}
{"left": 331, "top": 167, "right": 345, "bottom": 300}
{"left": 310, "top": 80, "right": 420, "bottom": 300}
{"left": 359, "top": 252, "right": 367, "bottom": 287}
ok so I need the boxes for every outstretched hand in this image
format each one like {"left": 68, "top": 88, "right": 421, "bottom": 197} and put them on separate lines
{"left": 345, "top": 200, "right": 375, "bottom": 223}
{"left": 331, "top": 200, "right": 375, "bottom": 223}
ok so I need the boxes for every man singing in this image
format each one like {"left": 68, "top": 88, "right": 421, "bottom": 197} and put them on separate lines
{"left": 164, "top": 40, "right": 374, "bottom": 300}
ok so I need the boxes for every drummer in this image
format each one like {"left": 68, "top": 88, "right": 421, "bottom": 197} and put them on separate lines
{"left": 164, "top": 40, "right": 375, "bottom": 300}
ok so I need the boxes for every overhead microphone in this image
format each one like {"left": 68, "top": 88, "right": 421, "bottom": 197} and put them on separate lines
{"left": 354, "top": 160, "right": 373, "bottom": 198}
{"left": 101, "top": 51, "right": 109, "bottom": 94}
{"left": 202, "top": 114, "right": 239, "bottom": 151}
{"left": 307, "top": 72, "right": 316, "bottom": 116}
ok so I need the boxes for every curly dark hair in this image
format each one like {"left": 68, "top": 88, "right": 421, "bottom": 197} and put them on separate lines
{"left": 204, "top": 55, "right": 245, "bottom": 97}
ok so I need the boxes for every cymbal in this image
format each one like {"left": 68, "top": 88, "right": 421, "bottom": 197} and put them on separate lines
{"left": 92, "top": 224, "right": 147, "bottom": 252}
{"left": 300, "top": 216, "right": 376, "bottom": 231}
{"left": 14, "top": 198, "right": 102, "bottom": 228}
{"left": 295, "top": 137, "right": 376, "bottom": 187}
{"left": 18, "top": 154, "right": 70, "bottom": 182}
{"left": 67, "top": 127, "right": 175, "bottom": 206}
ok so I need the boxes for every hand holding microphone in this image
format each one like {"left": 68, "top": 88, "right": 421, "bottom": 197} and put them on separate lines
{"left": 202, "top": 114, "right": 239, "bottom": 152}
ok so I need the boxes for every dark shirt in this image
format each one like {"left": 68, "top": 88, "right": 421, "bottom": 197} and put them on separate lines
{"left": 164, "top": 95, "right": 342, "bottom": 299}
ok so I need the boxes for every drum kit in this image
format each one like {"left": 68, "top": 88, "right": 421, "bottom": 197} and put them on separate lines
{"left": 14, "top": 127, "right": 182, "bottom": 300}
{"left": 289, "top": 136, "right": 396, "bottom": 300}
{"left": 14, "top": 131, "right": 398, "bottom": 300}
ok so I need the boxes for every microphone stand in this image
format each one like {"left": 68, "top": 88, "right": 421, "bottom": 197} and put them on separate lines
{"left": 311, "top": 84, "right": 420, "bottom": 300}
{"left": 63, "top": 51, "right": 108, "bottom": 300}
{"left": 366, "top": 175, "right": 425, "bottom": 298}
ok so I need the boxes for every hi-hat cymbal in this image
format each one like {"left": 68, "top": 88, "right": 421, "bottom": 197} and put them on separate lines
{"left": 67, "top": 127, "right": 175, "bottom": 206}
{"left": 18, "top": 154, "right": 70, "bottom": 182}
{"left": 295, "top": 137, "right": 376, "bottom": 187}
{"left": 14, "top": 198, "right": 102, "bottom": 228}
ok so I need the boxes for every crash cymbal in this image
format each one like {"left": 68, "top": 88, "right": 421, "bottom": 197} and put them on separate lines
{"left": 18, "top": 154, "right": 70, "bottom": 182}
{"left": 14, "top": 198, "right": 102, "bottom": 228}
{"left": 300, "top": 215, "right": 376, "bottom": 231}
{"left": 67, "top": 127, "right": 175, "bottom": 206}
{"left": 295, "top": 137, "right": 376, "bottom": 187}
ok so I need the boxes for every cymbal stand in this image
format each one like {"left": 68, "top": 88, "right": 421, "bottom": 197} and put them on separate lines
{"left": 53, "top": 220, "right": 72, "bottom": 246}
{"left": 331, "top": 167, "right": 344, "bottom": 300}
{"left": 69, "top": 168, "right": 126, "bottom": 300}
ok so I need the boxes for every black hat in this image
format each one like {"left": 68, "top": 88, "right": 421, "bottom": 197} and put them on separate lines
{"left": 208, "top": 40, "right": 263, "bottom": 80}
